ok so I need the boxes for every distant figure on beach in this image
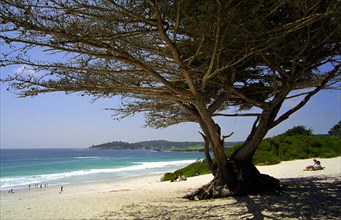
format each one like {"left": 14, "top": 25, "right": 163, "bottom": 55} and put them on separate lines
{"left": 176, "top": 174, "right": 187, "bottom": 182}
{"left": 29, "top": 185, "right": 31, "bottom": 190}
{"left": 170, "top": 174, "right": 187, "bottom": 182}
{"left": 304, "top": 159, "right": 322, "bottom": 171}
{"left": 8, "top": 189, "right": 14, "bottom": 193}
{"left": 61, "top": 186, "right": 63, "bottom": 192}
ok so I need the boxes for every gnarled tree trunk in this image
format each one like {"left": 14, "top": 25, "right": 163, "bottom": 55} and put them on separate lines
{"left": 185, "top": 106, "right": 284, "bottom": 200}
{"left": 184, "top": 145, "right": 282, "bottom": 200}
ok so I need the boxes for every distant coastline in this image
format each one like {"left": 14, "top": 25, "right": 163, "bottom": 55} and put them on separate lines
{"left": 88, "top": 140, "right": 242, "bottom": 151}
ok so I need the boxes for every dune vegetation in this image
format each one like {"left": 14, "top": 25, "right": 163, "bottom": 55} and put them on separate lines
{"left": 163, "top": 134, "right": 341, "bottom": 181}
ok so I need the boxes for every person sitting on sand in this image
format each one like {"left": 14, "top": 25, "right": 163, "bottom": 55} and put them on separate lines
{"left": 312, "top": 161, "right": 322, "bottom": 170}
{"left": 304, "top": 159, "right": 322, "bottom": 171}
{"left": 177, "top": 174, "right": 187, "bottom": 181}
{"left": 176, "top": 175, "right": 181, "bottom": 182}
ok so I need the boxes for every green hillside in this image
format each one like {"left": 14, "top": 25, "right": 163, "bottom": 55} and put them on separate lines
{"left": 229, "top": 135, "right": 341, "bottom": 165}
{"left": 88, "top": 140, "right": 204, "bottom": 150}
{"left": 162, "top": 135, "right": 341, "bottom": 181}
{"left": 88, "top": 140, "right": 240, "bottom": 151}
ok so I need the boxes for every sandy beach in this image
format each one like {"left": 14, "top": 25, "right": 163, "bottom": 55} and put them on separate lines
{"left": 1, "top": 157, "right": 340, "bottom": 220}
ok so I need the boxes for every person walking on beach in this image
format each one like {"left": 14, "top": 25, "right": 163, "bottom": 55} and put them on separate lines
{"left": 61, "top": 186, "right": 63, "bottom": 192}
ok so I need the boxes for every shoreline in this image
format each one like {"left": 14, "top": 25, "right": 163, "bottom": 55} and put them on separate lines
{"left": 0, "top": 173, "right": 166, "bottom": 195}
{"left": 1, "top": 157, "right": 340, "bottom": 219}
{"left": 0, "top": 148, "right": 203, "bottom": 193}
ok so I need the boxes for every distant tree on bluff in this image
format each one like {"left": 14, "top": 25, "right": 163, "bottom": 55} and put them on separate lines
{"left": 1, "top": 0, "right": 340, "bottom": 199}
{"left": 281, "top": 126, "right": 313, "bottom": 136}
{"left": 329, "top": 121, "right": 341, "bottom": 137}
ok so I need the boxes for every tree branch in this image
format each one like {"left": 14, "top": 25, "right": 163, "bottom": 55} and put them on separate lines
{"left": 213, "top": 113, "right": 261, "bottom": 117}
{"left": 271, "top": 64, "right": 340, "bottom": 128}
{"left": 202, "top": 0, "right": 222, "bottom": 91}
{"left": 148, "top": 0, "right": 199, "bottom": 98}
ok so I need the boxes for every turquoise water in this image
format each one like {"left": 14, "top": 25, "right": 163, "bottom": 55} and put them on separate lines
{"left": 0, "top": 148, "right": 204, "bottom": 191}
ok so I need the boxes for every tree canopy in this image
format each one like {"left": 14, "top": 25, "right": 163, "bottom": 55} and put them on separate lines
{"left": 1, "top": 0, "right": 339, "bottom": 128}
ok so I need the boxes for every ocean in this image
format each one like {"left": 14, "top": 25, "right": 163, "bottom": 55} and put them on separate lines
{"left": 0, "top": 148, "right": 204, "bottom": 192}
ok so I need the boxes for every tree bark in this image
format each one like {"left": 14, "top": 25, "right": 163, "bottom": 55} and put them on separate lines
{"left": 186, "top": 104, "right": 285, "bottom": 200}
{"left": 199, "top": 132, "right": 216, "bottom": 175}
{"left": 184, "top": 159, "right": 281, "bottom": 200}
{"left": 185, "top": 132, "right": 282, "bottom": 199}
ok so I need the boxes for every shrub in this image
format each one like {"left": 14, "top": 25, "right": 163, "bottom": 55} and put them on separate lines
{"left": 162, "top": 135, "right": 341, "bottom": 181}
{"left": 163, "top": 159, "right": 211, "bottom": 181}
{"left": 280, "top": 125, "right": 313, "bottom": 136}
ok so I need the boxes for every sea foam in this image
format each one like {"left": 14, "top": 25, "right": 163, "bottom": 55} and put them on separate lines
{"left": 0, "top": 159, "right": 195, "bottom": 191}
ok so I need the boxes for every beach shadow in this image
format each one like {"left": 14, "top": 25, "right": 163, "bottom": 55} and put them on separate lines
{"left": 234, "top": 175, "right": 341, "bottom": 219}
{"left": 97, "top": 176, "right": 340, "bottom": 219}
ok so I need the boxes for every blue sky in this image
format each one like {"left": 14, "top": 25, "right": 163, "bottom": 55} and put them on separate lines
{"left": 1, "top": 65, "right": 340, "bottom": 149}
{"left": 1, "top": 48, "right": 340, "bottom": 148}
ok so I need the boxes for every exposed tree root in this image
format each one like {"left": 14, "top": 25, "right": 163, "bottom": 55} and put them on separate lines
{"left": 183, "top": 179, "right": 233, "bottom": 200}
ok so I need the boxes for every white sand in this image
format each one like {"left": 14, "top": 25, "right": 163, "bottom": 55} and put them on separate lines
{"left": 257, "top": 157, "right": 341, "bottom": 178}
{"left": 1, "top": 157, "right": 340, "bottom": 220}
